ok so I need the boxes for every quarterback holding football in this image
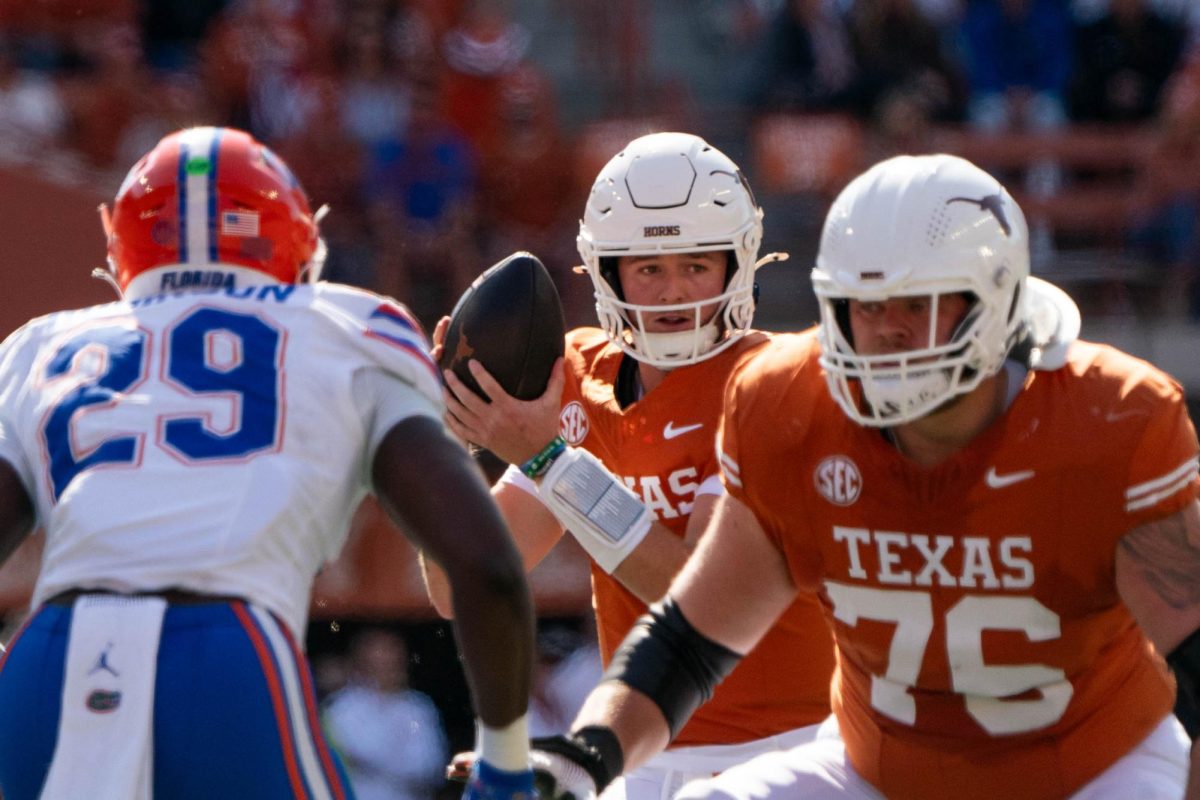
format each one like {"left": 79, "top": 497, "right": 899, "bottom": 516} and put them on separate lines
{"left": 526, "top": 154, "right": 1200, "bottom": 800}
{"left": 426, "top": 132, "right": 838, "bottom": 799}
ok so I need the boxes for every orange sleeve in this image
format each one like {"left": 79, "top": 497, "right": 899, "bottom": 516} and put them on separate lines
{"left": 717, "top": 335, "right": 825, "bottom": 589}
{"left": 1122, "top": 372, "right": 1200, "bottom": 526}
{"left": 717, "top": 347, "right": 766, "bottom": 529}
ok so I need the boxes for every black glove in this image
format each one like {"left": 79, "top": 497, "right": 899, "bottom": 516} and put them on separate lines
{"left": 530, "top": 727, "right": 624, "bottom": 800}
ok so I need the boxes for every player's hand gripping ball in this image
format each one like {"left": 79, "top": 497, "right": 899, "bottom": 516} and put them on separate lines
{"left": 439, "top": 251, "right": 565, "bottom": 401}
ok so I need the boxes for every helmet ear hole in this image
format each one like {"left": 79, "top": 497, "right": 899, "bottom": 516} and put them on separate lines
{"left": 833, "top": 299, "right": 854, "bottom": 350}
{"left": 599, "top": 256, "right": 624, "bottom": 301}
{"left": 723, "top": 251, "right": 736, "bottom": 290}
{"left": 950, "top": 292, "right": 981, "bottom": 341}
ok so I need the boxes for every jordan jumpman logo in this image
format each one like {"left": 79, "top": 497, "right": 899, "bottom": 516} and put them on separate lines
{"left": 88, "top": 642, "right": 120, "bottom": 678}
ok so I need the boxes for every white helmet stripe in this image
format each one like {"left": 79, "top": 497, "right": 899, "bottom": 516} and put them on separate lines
{"left": 178, "top": 127, "right": 220, "bottom": 266}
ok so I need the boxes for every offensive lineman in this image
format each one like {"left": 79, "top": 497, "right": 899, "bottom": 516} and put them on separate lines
{"left": 526, "top": 154, "right": 1200, "bottom": 799}
{"left": 0, "top": 127, "right": 537, "bottom": 800}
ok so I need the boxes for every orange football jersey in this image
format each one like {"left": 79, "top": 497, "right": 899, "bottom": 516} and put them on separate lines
{"left": 719, "top": 329, "right": 1200, "bottom": 800}
{"left": 559, "top": 328, "right": 835, "bottom": 746}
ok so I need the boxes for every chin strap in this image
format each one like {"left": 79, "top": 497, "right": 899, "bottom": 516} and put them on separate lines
{"left": 91, "top": 266, "right": 123, "bottom": 298}
{"left": 301, "top": 205, "right": 331, "bottom": 284}
{"left": 94, "top": 202, "right": 124, "bottom": 298}
{"left": 754, "top": 251, "right": 789, "bottom": 269}
{"left": 628, "top": 323, "right": 721, "bottom": 367}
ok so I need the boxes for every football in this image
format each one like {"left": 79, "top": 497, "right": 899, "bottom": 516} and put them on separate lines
{"left": 439, "top": 251, "right": 566, "bottom": 401}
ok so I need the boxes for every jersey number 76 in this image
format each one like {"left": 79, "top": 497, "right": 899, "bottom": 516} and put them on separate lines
{"left": 825, "top": 581, "right": 1072, "bottom": 736}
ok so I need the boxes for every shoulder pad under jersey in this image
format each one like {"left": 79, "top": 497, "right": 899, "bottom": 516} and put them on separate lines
{"left": 310, "top": 283, "right": 442, "bottom": 410}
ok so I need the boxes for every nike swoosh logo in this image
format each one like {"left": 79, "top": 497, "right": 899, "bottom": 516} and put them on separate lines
{"left": 985, "top": 467, "right": 1035, "bottom": 489}
{"left": 663, "top": 421, "right": 704, "bottom": 440}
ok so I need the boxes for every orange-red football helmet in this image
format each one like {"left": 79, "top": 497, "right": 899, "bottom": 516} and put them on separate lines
{"left": 101, "top": 126, "right": 324, "bottom": 297}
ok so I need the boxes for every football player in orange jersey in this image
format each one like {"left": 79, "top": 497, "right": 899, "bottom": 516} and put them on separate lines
{"left": 424, "top": 132, "right": 837, "bottom": 798}
{"left": 522, "top": 153, "right": 1200, "bottom": 800}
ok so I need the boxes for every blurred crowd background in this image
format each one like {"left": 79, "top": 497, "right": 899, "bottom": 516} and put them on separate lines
{"left": 3, "top": 0, "right": 1200, "bottom": 796}
{"left": 3, "top": 0, "right": 1200, "bottom": 329}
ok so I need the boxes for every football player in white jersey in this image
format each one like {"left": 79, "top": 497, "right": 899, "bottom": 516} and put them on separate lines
{"left": 0, "top": 127, "right": 537, "bottom": 800}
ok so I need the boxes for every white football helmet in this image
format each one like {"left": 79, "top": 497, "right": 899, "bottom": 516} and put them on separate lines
{"left": 577, "top": 132, "right": 764, "bottom": 368}
{"left": 813, "top": 153, "right": 1034, "bottom": 427}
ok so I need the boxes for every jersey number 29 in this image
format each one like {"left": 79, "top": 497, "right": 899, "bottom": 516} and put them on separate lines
{"left": 41, "top": 308, "right": 282, "bottom": 499}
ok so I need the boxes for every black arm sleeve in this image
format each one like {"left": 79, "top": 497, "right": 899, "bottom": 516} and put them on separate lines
{"left": 603, "top": 597, "right": 743, "bottom": 740}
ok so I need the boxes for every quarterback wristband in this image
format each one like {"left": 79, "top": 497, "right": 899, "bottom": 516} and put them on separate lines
{"left": 538, "top": 446, "right": 652, "bottom": 573}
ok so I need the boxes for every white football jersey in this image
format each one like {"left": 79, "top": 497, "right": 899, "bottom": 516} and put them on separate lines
{"left": 0, "top": 282, "right": 443, "bottom": 638}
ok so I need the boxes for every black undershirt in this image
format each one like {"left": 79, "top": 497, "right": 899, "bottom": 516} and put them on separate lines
{"left": 615, "top": 354, "right": 641, "bottom": 409}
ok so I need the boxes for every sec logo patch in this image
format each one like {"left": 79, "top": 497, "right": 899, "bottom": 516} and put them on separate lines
{"left": 559, "top": 401, "right": 589, "bottom": 445}
{"left": 814, "top": 456, "right": 861, "bottom": 506}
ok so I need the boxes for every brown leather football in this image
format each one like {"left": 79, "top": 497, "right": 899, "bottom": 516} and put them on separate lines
{"left": 439, "top": 251, "right": 565, "bottom": 401}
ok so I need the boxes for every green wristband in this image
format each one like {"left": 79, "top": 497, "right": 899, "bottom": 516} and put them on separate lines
{"left": 520, "top": 435, "right": 566, "bottom": 479}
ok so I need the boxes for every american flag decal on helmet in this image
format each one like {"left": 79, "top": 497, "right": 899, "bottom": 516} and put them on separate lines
{"left": 221, "top": 211, "right": 260, "bottom": 237}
